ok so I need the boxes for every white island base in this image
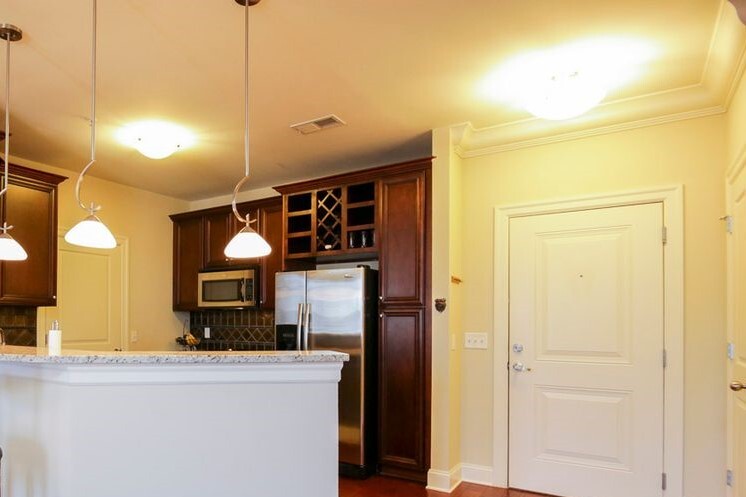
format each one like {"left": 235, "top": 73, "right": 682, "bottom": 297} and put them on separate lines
{"left": 0, "top": 347, "right": 347, "bottom": 497}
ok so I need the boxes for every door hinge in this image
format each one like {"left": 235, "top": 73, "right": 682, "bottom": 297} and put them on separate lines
{"left": 722, "top": 215, "right": 734, "bottom": 234}
{"left": 662, "top": 226, "right": 668, "bottom": 245}
{"left": 663, "top": 349, "right": 667, "bottom": 368}
{"left": 728, "top": 342, "right": 736, "bottom": 361}
{"left": 727, "top": 469, "right": 734, "bottom": 487}
{"left": 662, "top": 472, "right": 667, "bottom": 490}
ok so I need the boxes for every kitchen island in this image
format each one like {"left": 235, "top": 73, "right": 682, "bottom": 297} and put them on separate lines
{"left": 0, "top": 346, "right": 347, "bottom": 497}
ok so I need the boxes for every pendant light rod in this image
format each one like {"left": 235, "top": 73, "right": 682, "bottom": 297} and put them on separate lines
{"left": 230, "top": 0, "right": 253, "bottom": 225}
{"left": 0, "top": 25, "right": 21, "bottom": 201}
{"left": 74, "top": 0, "right": 100, "bottom": 214}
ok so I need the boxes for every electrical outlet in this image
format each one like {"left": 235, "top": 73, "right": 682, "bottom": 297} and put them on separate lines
{"left": 204, "top": 327, "right": 211, "bottom": 339}
{"left": 131, "top": 330, "right": 138, "bottom": 343}
{"left": 464, "top": 332, "right": 488, "bottom": 350}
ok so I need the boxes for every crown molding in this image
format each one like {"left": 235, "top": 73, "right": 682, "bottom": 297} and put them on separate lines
{"left": 456, "top": 105, "right": 724, "bottom": 158}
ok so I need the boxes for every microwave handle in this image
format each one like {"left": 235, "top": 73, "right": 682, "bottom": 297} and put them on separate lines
{"left": 296, "top": 303, "right": 304, "bottom": 351}
{"left": 240, "top": 279, "right": 247, "bottom": 303}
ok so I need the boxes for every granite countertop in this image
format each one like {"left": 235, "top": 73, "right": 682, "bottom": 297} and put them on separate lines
{"left": 0, "top": 345, "right": 349, "bottom": 365}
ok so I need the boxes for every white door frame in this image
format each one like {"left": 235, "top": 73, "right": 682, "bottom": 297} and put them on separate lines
{"left": 492, "top": 186, "right": 684, "bottom": 497}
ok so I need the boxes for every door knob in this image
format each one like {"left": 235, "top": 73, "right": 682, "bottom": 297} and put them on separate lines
{"left": 731, "top": 381, "right": 745, "bottom": 392}
{"left": 512, "top": 362, "right": 532, "bottom": 372}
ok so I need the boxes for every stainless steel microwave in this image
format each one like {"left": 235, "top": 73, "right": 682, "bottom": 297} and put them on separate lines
{"left": 198, "top": 269, "right": 257, "bottom": 308}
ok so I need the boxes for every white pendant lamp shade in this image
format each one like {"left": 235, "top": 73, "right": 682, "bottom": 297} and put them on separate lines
{"left": 0, "top": 231, "right": 27, "bottom": 261}
{"left": 64, "top": 214, "right": 116, "bottom": 249}
{"left": 224, "top": 224, "right": 271, "bottom": 259}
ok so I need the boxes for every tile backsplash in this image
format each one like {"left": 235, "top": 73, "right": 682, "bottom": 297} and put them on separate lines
{"left": 189, "top": 308, "right": 275, "bottom": 351}
{"left": 0, "top": 306, "right": 37, "bottom": 346}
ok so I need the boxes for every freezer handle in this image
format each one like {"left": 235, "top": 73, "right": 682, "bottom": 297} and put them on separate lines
{"left": 296, "top": 303, "right": 304, "bottom": 351}
{"left": 303, "top": 303, "right": 311, "bottom": 351}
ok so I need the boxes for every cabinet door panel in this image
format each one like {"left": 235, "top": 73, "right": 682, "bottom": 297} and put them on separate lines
{"left": 0, "top": 179, "right": 57, "bottom": 304}
{"left": 379, "top": 172, "right": 425, "bottom": 306}
{"left": 379, "top": 308, "right": 426, "bottom": 475}
{"left": 259, "top": 202, "right": 283, "bottom": 308}
{"left": 203, "top": 209, "right": 235, "bottom": 269}
{"left": 173, "top": 216, "right": 203, "bottom": 310}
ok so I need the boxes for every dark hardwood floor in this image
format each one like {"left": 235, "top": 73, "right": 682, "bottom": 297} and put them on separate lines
{"left": 340, "top": 476, "right": 550, "bottom": 497}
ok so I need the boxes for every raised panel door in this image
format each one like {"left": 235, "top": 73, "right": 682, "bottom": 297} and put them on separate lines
{"left": 508, "top": 204, "right": 664, "bottom": 497}
{"left": 379, "top": 172, "right": 425, "bottom": 306}
{"left": 203, "top": 209, "right": 236, "bottom": 269}
{"left": 378, "top": 308, "right": 426, "bottom": 478}
{"left": 259, "top": 202, "right": 282, "bottom": 308}
{"left": 173, "top": 216, "right": 203, "bottom": 310}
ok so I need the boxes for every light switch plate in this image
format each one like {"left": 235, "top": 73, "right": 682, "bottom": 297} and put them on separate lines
{"left": 465, "top": 332, "right": 488, "bottom": 350}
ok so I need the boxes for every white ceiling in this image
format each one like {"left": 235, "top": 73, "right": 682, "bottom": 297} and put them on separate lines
{"left": 1, "top": 0, "right": 741, "bottom": 200}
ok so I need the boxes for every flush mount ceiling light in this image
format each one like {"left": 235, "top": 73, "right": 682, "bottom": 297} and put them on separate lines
{"left": 116, "top": 120, "right": 195, "bottom": 160}
{"left": 0, "top": 23, "right": 28, "bottom": 261}
{"left": 480, "top": 37, "right": 658, "bottom": 121}
{"left": 224, "top": 0, "right": 271, "bottom": 259}
{"left": 65, "top": 0, "right": 116, "bottom": 250}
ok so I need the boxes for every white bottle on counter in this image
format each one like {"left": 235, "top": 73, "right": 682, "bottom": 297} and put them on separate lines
{"left": 48, "top": 320, "right": 62, "bottom": 356}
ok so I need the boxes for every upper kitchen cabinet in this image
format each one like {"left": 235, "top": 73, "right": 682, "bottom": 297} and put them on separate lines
{"left": 170, "top": 197, "right": 282, "bottom": 311}
{"left": 0, "top": 164, "right": 67, "bottom": 306}
{"left": 171, "top": 214, "right": 203, "bottom": 311}
{"left": 276, "top": 180, "right": 378, "bottom": 261}
{"left": 378, "top": 170, "right": 427, "bottom": 307}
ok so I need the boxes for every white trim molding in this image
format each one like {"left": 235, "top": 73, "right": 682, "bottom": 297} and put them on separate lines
{"left": 492, "top": 186, "right": 685, "bottom": 497}
{"left": 427, "top": 464, "right": 462, "bottom": 493}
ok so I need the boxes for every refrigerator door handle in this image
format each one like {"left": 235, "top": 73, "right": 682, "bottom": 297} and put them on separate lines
{"left": 303, "top": 303, "right": 311, "bottom": 351}
{"left": 296, "top": 303, "right": 305, "bottom": 351}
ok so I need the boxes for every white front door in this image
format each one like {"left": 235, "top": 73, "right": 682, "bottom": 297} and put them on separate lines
{"left": 728, "top": 167, "right": 746, "bottom": 497}
{"left": 508, "top": 203, "right": 664, "bottom": 497}
{"left": 38, "top": 236, "right": 126, "bottom": 351}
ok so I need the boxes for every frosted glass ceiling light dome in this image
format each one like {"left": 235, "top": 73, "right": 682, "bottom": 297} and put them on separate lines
{"left": 223, "top": 0, "right": 272, "bottom": 259}
{"left": 116, "top": 120, "right": 195, "bottom": 160}
{"left": 0, "top": 23, "right": 28, "bottom": 261}
{"left": 65, "top": 0, "right": 116, "bottom": 250}
{"left": 524, "top": 70, "right": 607, "bottom": 121}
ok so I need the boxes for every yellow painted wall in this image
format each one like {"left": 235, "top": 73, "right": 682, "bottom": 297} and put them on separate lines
{"left": 457, "top": 114, "right": 727, "bottom": 496}
{"left": 13, "top": 156, "right": 189, "bottom": 351}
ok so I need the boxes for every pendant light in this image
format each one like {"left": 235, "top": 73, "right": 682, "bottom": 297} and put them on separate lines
{"left": 224, "top": 0, "right": 271, "bottom": 259}
{"left": 0, "top": 24, "right": 27, "bottom": 261}
{"left": 64, "top": 0, "right": 116, "bottom": 250}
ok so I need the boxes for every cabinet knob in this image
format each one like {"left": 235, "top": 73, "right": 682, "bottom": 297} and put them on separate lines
{"left": 379, "top": 313, "right": 383, "bottom": 318}
{"left": 378, "top": 296, "right": 383, "bottom": 301}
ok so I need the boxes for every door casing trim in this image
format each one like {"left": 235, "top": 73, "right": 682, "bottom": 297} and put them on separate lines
{"left": 492, "top": 186, "right": 684, "bottom": 496}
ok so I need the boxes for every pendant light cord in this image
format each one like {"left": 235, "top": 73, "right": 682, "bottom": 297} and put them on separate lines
{"left": 231, "top": 0, "right": 254, "bottom": 226}
{"left": 74, "top": 0, "right": 100, "bottom": 214}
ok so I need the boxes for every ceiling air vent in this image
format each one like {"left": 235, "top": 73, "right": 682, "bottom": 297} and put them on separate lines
{"left": 290, "top": 114, "right": 346, "bottom": 135}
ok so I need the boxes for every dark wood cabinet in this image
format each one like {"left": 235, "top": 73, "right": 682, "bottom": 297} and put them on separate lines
{"left": 274, "top": 157, "right": 432, "bottom": 482}
{"left": 170, "top": 197, "right": 282, "bottom": 311}
{"left": 276, "top": 181, "right": 378, "bottom": 262}
{"left": 258, "top": 201, "right": 282, "bottom": 309}
{"left": 172, "top": 215, "right": 203, "bottom": 311}
{"left": 379, "top": 170, "right": 426, "bottom": 307}
{"left": 0, "top": 164, "right": 66, "bottom": 306}
{"left": 378, "top": 308, "right": 426, "bottom": 474}
{"left": 202, "top": 209, "right": 235, "bottom": 269}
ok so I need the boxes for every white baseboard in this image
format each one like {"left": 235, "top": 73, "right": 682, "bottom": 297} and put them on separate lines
{"left": 426, "top": 464, "right": 462, "bottom": 493}
{"left": 460, "top": 463, "right": 494, "bottom": 486}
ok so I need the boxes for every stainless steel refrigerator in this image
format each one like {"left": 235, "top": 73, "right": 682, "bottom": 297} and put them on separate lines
{"left": 275, "top": 266, "right": 378, "bottom": 477}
